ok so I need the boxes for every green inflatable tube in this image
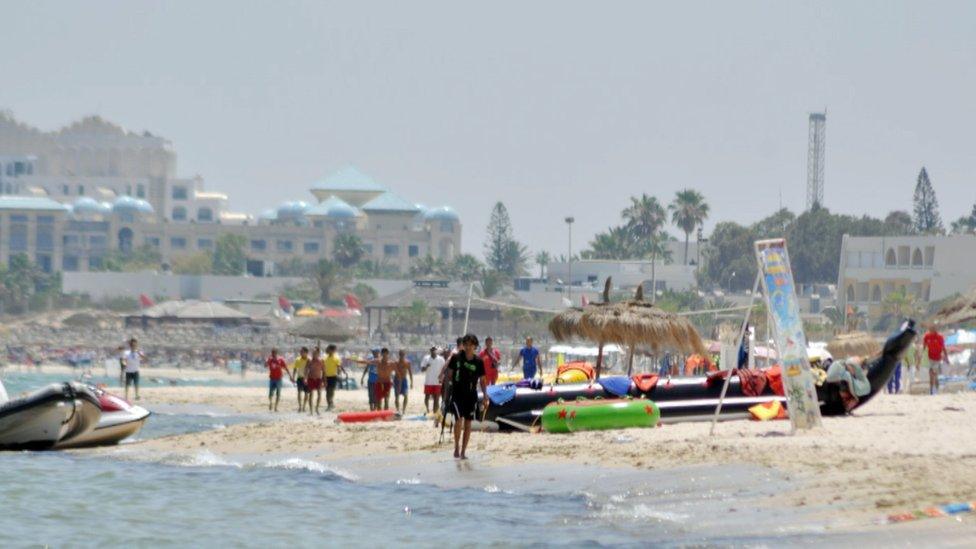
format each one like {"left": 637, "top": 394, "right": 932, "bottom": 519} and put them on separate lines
{"left": 541, "top": 398, "right": 660, "bottom": 433}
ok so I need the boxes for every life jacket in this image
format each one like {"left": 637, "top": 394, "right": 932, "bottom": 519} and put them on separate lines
{"left": 748, "top": 400, "right": 788, "bottom": 421}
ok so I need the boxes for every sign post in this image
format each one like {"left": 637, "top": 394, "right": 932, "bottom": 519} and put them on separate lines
{"left": 755, "top": 238, "right": 822, "bottom": 431}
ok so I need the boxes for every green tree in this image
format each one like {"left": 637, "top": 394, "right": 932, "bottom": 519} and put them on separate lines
{"left": 668, "top": 189, "right": 710, "bottom": 265}
{"left": 171, "top": 252, "right": 214, "bottom": 275}
{"left": 622, "top": 194, "right": 667, "bottom": 254}
{"left": 912, "top": 167, "right": 944, "bottom": 234}
{"left": 534, "top": 250, "right": 551, "bottom": 279}
{"left": 950, "top": 202, "right": 976, "bottom": 234}
{"left": 480, "top": 270, "right": 506, "bottom": 298}
{"left": 484, "top": 202, "right": 529, "bottom": 276}
{"left": 883, "top": 210, "right": 914, "bottom": 235}
{"left": 333, "top": 233, "right": 365, "bottom": 268}
{"left": 448, "top": 254, "right": 485, "bottom": 282}
{"left": 582, "top": 226, "right": 635, "bottom": 260}
{"left": 703, "top": 221, "right": 756, "bottom": 292}
{"left": 101, "top": 245, "right": 162, "bottom": 272}
{"left": 275, "top": 257, "right": 311, "bottom": 277}
{"left": 350, "top": 282, "right": 378, "bottom": 306}
{"left": 387, "top": 299, "right": 441, "bottom": 334}
{"left": 310, "top": 259, "right": 348, "bottom": 304}
{"left": 212, "top": 234, "right": 247, "bottom": 275}
{"left": 410, "top": 255, "right": 447, "bottom": 278}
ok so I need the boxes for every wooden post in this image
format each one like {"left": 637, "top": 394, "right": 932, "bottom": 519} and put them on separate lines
{"left": 626, "top": 345, "right": 635, "bottom": 376}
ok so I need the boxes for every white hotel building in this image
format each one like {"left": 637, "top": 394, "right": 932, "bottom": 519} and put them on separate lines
{"left": 0, "top": 114, "right": 461, "bottom": 275}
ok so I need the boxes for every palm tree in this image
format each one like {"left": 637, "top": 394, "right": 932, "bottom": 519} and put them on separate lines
{"left": 449, "top": 254, "right": 485, "bottom": 282}
{"left": 582, "top": 226, "right": 634, "bottom": 260}
{"left": 410, "top": 255, "right": 446, "bottom": 278}
{"left": 310, "top": 259, "right": 348, "bottom": 304}
{"left": 535, "top": 250, "right": 551, "bottom": 279}
{"left": 623, "top": 194, "right": 669, "bottom": 301}
{"left": 332, "top": 233, "right": 365, "bottom": 268}
{"left": 668, "top": 189, "right": 709, "bottom": 265}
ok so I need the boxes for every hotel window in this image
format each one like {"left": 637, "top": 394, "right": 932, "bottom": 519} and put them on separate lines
{"left": 303, "top": 241, "right": 320, "bottom": 254}
{"left": 37, "top": 254, "right": 53, "bottom": 273}
{"left": 197, "top": 238, "right": 213, "bottom": 250}
{"left": 440, "top": 221, "right": 454, "bottom": 233}
{"left": 276, "top": 240, "right": 293, "bottom": 252}
{"left": 63, "top": 184, "right": 70, "bottom": 195}
{"left": 63, "top": 256, "right": 79, "bottom": 272}
{"left": 9, "top": 215, "right": 28, "bottom": 252}
{"left": 408, "top": 245, "right": 419, "bottom": 258}
{"left": 78, "top": 184, "right": 85, "bottom": 196}
{"left": 383, "top": 244, "right": 400, "bottom": 257}
{"left": 172, "top": 186, "right": 188, "bottom": 200}
{"left": 172, "top": 206, "right": 187, "bottom": 221}
{"left": 170, "top": 237, "right": 187, "bottom": 249}
{"left": 145, "top": 237, "right": 161, "bottom": 248}
{"left": 911, "top": 248, "right": 923, "bottom": 267}
{"left": 36, "top": 216, "right": 54, "bottom": 251}
{"left": 251, "top": 239, "right": 266, "bottom": 251}
{"left": 197, "top": 207, "right": 213, "bottom": 223}
{"left": 137, "top": 184, "right": 145, "bottom": 198}
{"left": 63, "top": 234, "right": 80, "bottom": 247}
{"left": 88, "top": 256, "right": 103, "bottom": 270}
{"left": 924, "top": 246, "right": 935, "bottom": 266}
{"left": 89, "top": 235, "right": 107, "bottom": 249}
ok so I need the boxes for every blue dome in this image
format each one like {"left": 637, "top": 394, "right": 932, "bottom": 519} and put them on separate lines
{"left": 307, "top": 195, "right": 361, "bottom": 219}
{"left": 424, "top": 206, "right": 460, "bottom": 222}
{"left": 134, "top": 199, "right": 154, "bottom": 214}
{"left": 112, "top": 196, "right": 154, "bottom": 217}
{"left": 275, "top": 201, "right": 309, "bottom": 222}
{"left": 73, "top": 197, "right": 101, "bottom": 213}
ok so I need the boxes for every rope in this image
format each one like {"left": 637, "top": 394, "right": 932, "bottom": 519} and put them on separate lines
{"left": 471, "top": 296, "right": 756, "bottom": 317}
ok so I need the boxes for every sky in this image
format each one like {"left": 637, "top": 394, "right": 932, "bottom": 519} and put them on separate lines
{"left": 2, "top": 1, "right": 974, "bottom": 260}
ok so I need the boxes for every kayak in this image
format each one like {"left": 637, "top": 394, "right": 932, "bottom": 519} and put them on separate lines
{"left": 542, "top": 398, "right": 659, "bottom": 433}
{"left": 337, "top": 409, "right": 397, "bottom": 423}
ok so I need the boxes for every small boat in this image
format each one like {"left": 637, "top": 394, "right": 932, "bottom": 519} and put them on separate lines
{"left": 336, "top": 409, "right": 397, "bottom": 423}
{"left": 0, "top": 382, "right": 102, "bottom": 450}
{"left": 56, "top": 387, "right": 151, "bottom": 448}
{"left": 486, "top": 320, "right": 918, "bottom": 429}
{"left": 541, "top": 398, "right": 659, "bottom": 433}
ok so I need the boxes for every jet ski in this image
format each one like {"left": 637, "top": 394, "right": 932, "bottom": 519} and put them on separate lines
{"left": 0, "top": 382, "right": 102, "bottom": 450}
{"left": 56, "top": 386, "right": 151, "bottom": 448}
{"left": 484, "top": 320, "right": 917, "bottom": 430}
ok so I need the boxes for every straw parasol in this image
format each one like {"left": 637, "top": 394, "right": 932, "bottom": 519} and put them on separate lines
{"left": 286, "top": 316, "right": 353, "bottom": 343}
{"left": 826, "top": 331, "right": 881, "bottom": 360}
{"left": 549, "top": 278, "right": 706, "bottom": 377}
{"left": 930, "top": 288, "right": 976, "bottom": 327}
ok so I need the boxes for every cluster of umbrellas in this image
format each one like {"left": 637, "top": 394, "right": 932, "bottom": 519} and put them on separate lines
{"left": 548, "top": 278, "right": 705, "bottom": 378}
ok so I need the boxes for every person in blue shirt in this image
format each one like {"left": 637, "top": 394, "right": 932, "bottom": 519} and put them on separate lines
{"left": 357, "top": 348, "right": 381, "bottom": 411}
{"left": 516, "top": 337, "right": 544, "bottom": 380}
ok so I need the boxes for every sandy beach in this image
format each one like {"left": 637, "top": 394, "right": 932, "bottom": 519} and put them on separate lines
{"left": 80, "top": 374, "right": 976, "bottom": 536}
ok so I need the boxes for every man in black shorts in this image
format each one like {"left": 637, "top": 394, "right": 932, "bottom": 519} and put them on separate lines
{"left": 443, "top": 334, "right": 488, "bottom": 459}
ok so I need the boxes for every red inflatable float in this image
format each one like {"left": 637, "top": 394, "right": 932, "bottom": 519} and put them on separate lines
{"left": 336, "top": 410, "right": 397, "bottom": 423}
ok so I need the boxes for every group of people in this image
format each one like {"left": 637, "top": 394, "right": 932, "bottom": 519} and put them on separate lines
{"left": 265, "top": 345, "right": 346, "bottom": 414}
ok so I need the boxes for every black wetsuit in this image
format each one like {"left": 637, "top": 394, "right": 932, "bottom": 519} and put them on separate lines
{"left": 447, "top": 353, "right": 485, "bottom": 420}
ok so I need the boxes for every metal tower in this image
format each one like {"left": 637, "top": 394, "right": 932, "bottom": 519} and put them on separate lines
{"left": 806, "top": 112, "right": 826, "bottom": 209}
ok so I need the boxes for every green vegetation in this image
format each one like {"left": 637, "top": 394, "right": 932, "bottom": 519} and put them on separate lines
{"left": 212, "top": 234, "right": 247, "bottom": 275}
{"left": 912, "top": 167, "right": 944, "bottom": 234}
{"left": 484, "top": 201, "right": 528, "bottom": 277}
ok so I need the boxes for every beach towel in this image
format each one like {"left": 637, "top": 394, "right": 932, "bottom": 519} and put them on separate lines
{"left": 765, "top": 366, "right": 785, "bottom": 396}
{"left": 632, "top": 373, "right": 659, "bottom": 393}
{"left": 826, "top": 359, "right": 871, "bottom": 397}
{"left": 600, "top": 376, "right": 632, "bottom": 397}
{"left": 486, "top": 384, "right": 518, "bottom": 406}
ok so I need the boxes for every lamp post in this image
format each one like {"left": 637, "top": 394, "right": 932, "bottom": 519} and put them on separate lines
{"left": 565, "top": 216, "right": 575, "bottom": 305}
{"left": 447, "top": 300, "right": 454, "bottom": 339}
{"left": 727, "top": 271, "right": 736, "bottom": 294}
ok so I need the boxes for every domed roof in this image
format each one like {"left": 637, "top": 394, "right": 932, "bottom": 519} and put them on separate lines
{"left": 258, "top": 208, "right": 277, "bottom": 221}
{"left": 424, "top": 206, "right": 460, "bottom": 222}
{"left": 312, "top": 166, "right": 388, "bottom": 193}
{"left": 307, "top": 195, "right": 361, "bottom": 219}
{"left": 72, "top": 197, "right": 111, "bottom": 218}
{"left": 275, "top": 201, "right": 309, "bottom": 222}
{"left": 113, "top": 195, "right": 154, "bottom": 215}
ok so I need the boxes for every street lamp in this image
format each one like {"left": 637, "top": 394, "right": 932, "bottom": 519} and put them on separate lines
{"left": 565, "top": 216, "right": 575, "bottom": 305}
{"left": 727, "top": 271, "right": 736, "bottom": 294}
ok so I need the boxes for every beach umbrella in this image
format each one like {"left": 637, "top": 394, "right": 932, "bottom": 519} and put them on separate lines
{"left": 549, "top": 278, "right": 705, "bottom": 378}
{"left": 931, "top": 288, "right": 976, "bottom": 327}
{"left": 826, "top": 332, "right": 881, "bottom": 360}
{"left": 285, "top": 316, "right": 353, "bottom": 343}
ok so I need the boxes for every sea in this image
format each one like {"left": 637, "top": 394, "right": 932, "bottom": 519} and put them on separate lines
{"left": 0, "top": 369, "right": 949, "bottom": 547}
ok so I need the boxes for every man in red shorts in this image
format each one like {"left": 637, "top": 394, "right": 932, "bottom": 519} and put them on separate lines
{"left": 305, "top": 347, "right": 325, "bottom": 415}
{"left": 373, "top": 348, "right": 395, "bottom": 411}
{"left": 265, "top": 348, "right": 291, "bottom": 412}
{"left": 420, "top": 346, "right": 446, "bottom": 415}
{"left": 479, "top": 336, "right": 501, "bottom": 386}
{"left": 922, "top": 325, "right": 948, "bottom": 395}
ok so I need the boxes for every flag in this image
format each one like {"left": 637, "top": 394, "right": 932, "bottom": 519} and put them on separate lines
{"left": 278, "top": 296, "right": 292, "bottom": 312}
{"left": 139, "top": 294, "right": 154, "bottom": 308}
{"left": 344, "top": 294, "right": 363, "bottom": 311}
{"left": 581, "top": 295, "right": 589, "bottom": 306}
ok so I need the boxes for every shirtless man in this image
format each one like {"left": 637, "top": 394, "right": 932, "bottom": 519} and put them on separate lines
{"left": 304, "top": 348, "right": 326, "bottom": 415}
{"left": 393, "top": 349, "right": 413, "bottom": 414}
{"left": 354, "top": 348, "right": 395, "bottom": 411}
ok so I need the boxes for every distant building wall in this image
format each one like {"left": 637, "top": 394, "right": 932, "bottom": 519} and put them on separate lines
{"left": 548, "top": 260, "right": 697, "bottom": 292}
{"left": 63, "top": 271, "right": 306, "bottom": 301}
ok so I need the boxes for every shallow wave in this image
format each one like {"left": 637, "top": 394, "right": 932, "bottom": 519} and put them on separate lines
{"left": 261, "top": 457, "right": 358, "bottom": 481}
{"left": 595, "top": 501, "right": 691, "bottom": 524}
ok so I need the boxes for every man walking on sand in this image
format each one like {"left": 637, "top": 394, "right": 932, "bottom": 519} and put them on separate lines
{"left": 479, "top": 336, "right": 501, "bottom": 386}
{"left": 323, "top": 344, "right": 344, "bottom": 412}
{"left": 305, "top": 348, "right": 326, "bottom": 415}
{"left": 443, "top": 334, "right": 488, "bottom": 459}
{"left": 291, "top": 347, "right": 310, "bottom": 412}
{"left": 393, "top": 349, "right": 413, "bottom": 414}
{"left": 421, "top": 346, "right": 446, "bottom": 415}
{"left": 516, "top": 336, "right": 543, "bottom": 380}
{"left": 922, "top": 325, "right": 948, "bottom": 395}
{"left": 121, "top": 338, "right": 146, "bottom": 401}
{"left": 359, "top": 349, "right": 380, "bottom": 411}
{"left": 265, "top": 348, "right": 291, "bottom": 412}
{"left": 355, "top": 348, "right": 394, "bottom": 411}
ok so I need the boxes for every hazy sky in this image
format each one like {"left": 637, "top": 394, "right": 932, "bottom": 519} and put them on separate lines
{"left": 2, "top": 1, "right": 974, "bottom": 259}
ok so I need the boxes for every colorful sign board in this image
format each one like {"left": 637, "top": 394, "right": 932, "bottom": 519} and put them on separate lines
{"left": 755, "top": 238, "right": 822, "bottom": 430}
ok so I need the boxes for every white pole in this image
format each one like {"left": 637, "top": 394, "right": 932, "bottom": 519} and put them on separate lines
{"left": 709, "top": 272, "right": 762, "bottom": 436}
{"left": 565, "top": 216, "right": 574, "bottom": 305}
{"left": 447, "top": 300, "right": 454, "bottom": 339}
{"left": 462, "top": 282, "right": 474, "bottom": 334}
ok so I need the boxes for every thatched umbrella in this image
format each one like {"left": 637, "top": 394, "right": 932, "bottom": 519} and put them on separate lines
{"left": 286, "top": 316, "right": 353, "bottom": 343}
{"left": 826, "top": 331, "right": 881, "bottom": 360}
{"left": 549, "top": 278, "right": 706, "bottom": 378}
{"left": 930, "top": 288, "right": 976, "bottom": 327}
